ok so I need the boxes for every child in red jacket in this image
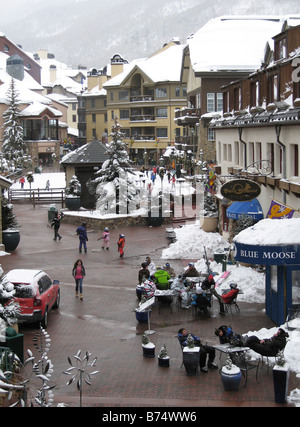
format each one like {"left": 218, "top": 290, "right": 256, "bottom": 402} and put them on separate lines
{"left": 117, "top": 234, "right": 125, "bottom": 257}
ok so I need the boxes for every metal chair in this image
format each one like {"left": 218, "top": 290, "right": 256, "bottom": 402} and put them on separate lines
{"left": 176, "top": 336, "right": 184, "bottom": 368}
{"left": 230, "top": 351, "right": 259, "bottom": 387}
{"left": 223, "top": 293, "right": 240, "bottom": 316}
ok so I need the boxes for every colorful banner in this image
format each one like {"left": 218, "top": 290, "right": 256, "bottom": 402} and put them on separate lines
{"left": 266, "top": 200, "right": 295, "bottom": 219}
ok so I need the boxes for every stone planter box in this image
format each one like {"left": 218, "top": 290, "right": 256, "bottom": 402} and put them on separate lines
{"left": 200, "top": 216, "right": 218, "bottom": 232}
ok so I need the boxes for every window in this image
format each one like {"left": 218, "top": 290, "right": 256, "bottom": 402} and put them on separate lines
{"left": 92, "top": 114, "right": 96, "bottom": 123}
{"left": 157, "top": 128, "right": 168, "bottom": 138}
{"left": 223, "top": 91, "right": 229, "bottom": 113}
{"left": 92, "top": 129, "right": 96, "bottom": 138}
{"left": 4, "top": 44, "right": 9, "bottom": 53}
{"left": 249, "top": 142, "right": 255, "bottom": 164}
{"left": 119, "top": 90, "right": 129, "bottom": 101}
{"left": 120, "top": 109, "right": 130, "bottom": 119}
{"left": 182, "top": 87, "right": 187, "bottom": 97}
{"left": 275, "top": 37, "right": 287, "bottom": 61}
{"left": 175, "top": 87, "right": 180, "bottom": 97}
{"left": 91, "top": 99, "right": 95, "bottom": 108}
{"left": 207, "top": 128, "right": 215, "bottom": 141}
{"left": 292, "top": 144, "right": 299, "bottom": 176}
{"left": 72, "top": 103, "right": 77, "bottom": 111}
{"left": 250, "top": 81, "right": 259, "bottom": 107}
{"left": 155, "top": 88, "right": 167, "bottom": 98}
{"left": 256, "top": 142, "right": 262, "bottom": 163}
{"left": 267, "top": 143, "right": 275, "bottom": 174}
{"left": 196, "top": 94, "right": 201, "bottom": 109}
{"left": 111, "top": 111, "right": 114, "bottom": 120}
{"left": 268, "top": 74, "right": 279, "bottom": 103}
{"left": 207, "top": 93, "right": 215, "bottom": 112}
{"left": 38, "top": 275, "right": 52, "bottom": 294}
{"left": 72, "top": 115, "right": 76, "bottom": 123}
{"left": 110, "top": 92, "right": 114, "bottom": 101}
{"left": 156, "top": 108, "right": 167, "bottom": 118}
{"left": 217, "top": 93, "right": 223, "bottom": 112}
{"left": 234, "top": 141, "right": 240, "bottom": 165}
{"left": 234, "top": 87, "right": 242, "bottom": 111}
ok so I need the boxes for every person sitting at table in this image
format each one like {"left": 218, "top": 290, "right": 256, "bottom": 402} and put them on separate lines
{"left": 213, "top": 282, "right": 240, "bottom": 315}
{"left": 244, "top": 328, "right": 289, "bottom": 357}
{"left": 163, "top": 262, "right": 176, "bottom": 278}
{"left": 138, "top": 262, "right": 150, "bottom": 284}
{"left": 215, "top": 325, "right": 244, "bottom": 347}
{"left": 177, "top": 328, "right": 218, "bottom": 373}
{"left": 191, "top": 287, "right": 211, "bottom": 314}
{"left": 182, "top": 262, "right": 199, "bottom": 278}
{"left": 154, "top": 267, "right": 171, "bottom": 290}
{"left": 145, "top": 256, "right": 157, "bottom": 278}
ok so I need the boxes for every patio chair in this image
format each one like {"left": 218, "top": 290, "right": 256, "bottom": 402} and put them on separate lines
{"left": 230, "top": 351, "right": 259, "bottom": 387}
{"left": 223, "top": 293, "right": 240, "bottom": 316}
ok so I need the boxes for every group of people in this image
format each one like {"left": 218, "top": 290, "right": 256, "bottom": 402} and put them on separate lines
{"left": 177, "top": 324, "right": 289, "bottom": 374}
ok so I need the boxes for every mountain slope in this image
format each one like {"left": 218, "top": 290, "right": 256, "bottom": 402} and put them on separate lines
{"left": 0, "top": 0, "right": 299, "bottom": 67}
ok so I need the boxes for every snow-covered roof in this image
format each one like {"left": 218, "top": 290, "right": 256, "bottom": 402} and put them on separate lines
{"left": 234, "top": 218, "right": 300, "bottom": 246}
{"left": 188, "top": 15, "right": 300, "bottom": 73}
{"left": 61, "top": 139, "right": 109, "bottom": 165}
{"left": 103, "top": 44, "right": 185, "bottom": 88}
{"left": 19, "top": 101, "right": 62, "bottom": 118}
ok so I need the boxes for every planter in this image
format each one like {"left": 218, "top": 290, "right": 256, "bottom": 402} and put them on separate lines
{"left": 183, "top": 347, "right": 200, "bottom": 376}
{"left": 273, "top": 364, "right": 290, "bottom": 404}
{"left": 135, "top": 309, "right": 151, "bottom": 324}
{"left": 142, "top": 342, "right": 155, "bottom": 358}
{"left": 220, "top": 365, "right": 242, "bottom": 391}
{"left": 65, "top": 196, "right": 81, "bottom": 211}
{"left": 158, "top": 356, "right": 170, "bottom": 367}
{"left": 199, "top": 216, "right": 218, "bottom": 232}
{"left": 2, "top": 229, "right": 20, "bottom": 252}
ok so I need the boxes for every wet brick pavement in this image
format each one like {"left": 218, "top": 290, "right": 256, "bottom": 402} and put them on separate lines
{"left": 1, "top": 201, "right": 299, "bottom": 407}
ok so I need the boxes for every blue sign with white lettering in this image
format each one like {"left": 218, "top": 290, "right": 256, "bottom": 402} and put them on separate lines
{"left": 233, "top": 242, "right": 300, "bottom": 265}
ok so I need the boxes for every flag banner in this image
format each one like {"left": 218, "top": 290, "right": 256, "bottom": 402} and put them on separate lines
{"left": 267, "top": 200, "right": 295, "bottom": 219}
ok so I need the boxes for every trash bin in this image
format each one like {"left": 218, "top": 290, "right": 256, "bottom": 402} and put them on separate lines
{"left": 2, "top": 327, "right": 24, "bottom": 363}
{"left": 48, "top": 205, "right": 57, "bottom": 222}
{"left": 214, "top": 250, "right": 226, "bottom": 264}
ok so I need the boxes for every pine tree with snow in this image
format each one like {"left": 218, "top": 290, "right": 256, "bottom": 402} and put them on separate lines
{"left": 2, "top": 77, "right": 27, "bottom": 170}
{"left": 93, "top": 118, "right": 139, "bottom": 215}
{"left": 0, "top": 266, "right": 20, "bottom": 326}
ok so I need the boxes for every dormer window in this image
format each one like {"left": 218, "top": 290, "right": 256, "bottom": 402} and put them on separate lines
{"left": 275, "top": 36, "right": 287, "bottom": 61}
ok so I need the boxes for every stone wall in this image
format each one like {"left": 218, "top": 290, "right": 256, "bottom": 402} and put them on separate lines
{"left": 62, "top": 213, "right": 149, "bottom": 231}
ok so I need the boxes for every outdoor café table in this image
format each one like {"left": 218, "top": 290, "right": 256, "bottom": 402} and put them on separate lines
{"left": 154, "top": 289, "right": 175, "bottom": 313}
{"left": 213, "top": 343, "right": 250, "bottom": 358}
{"left": 213, "top": 344, "right": 259, "bottom": 386}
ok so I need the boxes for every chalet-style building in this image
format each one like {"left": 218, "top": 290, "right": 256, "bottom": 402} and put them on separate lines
{"left": 175, "top": 16, "right": 300, "bottom": 166}
{"left": 210, "top": 20, "right": 300, "bottom": 238}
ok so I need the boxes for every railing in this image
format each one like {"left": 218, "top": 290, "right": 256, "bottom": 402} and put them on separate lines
{"left": 130, "top": 115, "right": 155, "bottom": 121}
{"left": 8, "top": 188, "right": 65, "bottom": 208}
{"left": 130, "top": 95, "right": 154, "bottom": 102}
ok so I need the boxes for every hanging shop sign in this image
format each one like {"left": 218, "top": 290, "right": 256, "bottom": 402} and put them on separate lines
{"left": 220, "top": 179, "right": 261, "bottom": 202}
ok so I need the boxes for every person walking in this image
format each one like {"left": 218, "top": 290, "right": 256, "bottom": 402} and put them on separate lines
{"left": 76, "top": 222, "right": 88, "bottom": 253}
{"left": 117, "top": 234, "right": 125, "bottom": 257}
{"left": 97, "top": 227, "right": 110, "bottom": 250}
{"left": 51, "top": 212, "right": 63, "bottom": 241}
{"left": 72, "top": 259, "right": 86, "bottom": 300}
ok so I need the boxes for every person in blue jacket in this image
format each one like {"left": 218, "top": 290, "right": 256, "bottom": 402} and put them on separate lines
{"left": 76, "top": 222, "right": 88, "bottom": 253}
{"left": 178, "top": 328, "right": 218, "bottom": 373}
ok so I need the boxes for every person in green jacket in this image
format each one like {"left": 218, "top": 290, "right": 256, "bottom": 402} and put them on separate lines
{"left": 154, "top": 267, "right": 171, "bottom": 290}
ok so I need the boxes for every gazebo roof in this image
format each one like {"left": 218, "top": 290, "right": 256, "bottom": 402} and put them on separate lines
{"left": 61, "top": 139, "right": 109, "bottom": 165}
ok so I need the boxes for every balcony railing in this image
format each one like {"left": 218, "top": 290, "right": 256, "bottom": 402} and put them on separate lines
{"left": 130, "top": 115, "right": 155, "bottom": 122}
{"left": 130, "top": 135, "right": 155, "bottom": 141}
{"left": 130, "top": 95, "right": 154, "bottom": 102}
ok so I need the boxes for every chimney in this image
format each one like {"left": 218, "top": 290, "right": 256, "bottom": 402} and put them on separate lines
{"left": 6, "top": 55, "right": 24, "bottom": 81}
{"left": 110, "top": 54, "right": 128, "bottom": 79}
{"left": 50, "top": 64, "right": 57, "bottom": 83}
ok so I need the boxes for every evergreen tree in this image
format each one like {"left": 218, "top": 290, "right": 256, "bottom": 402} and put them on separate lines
{"left": 93, "top": 118, "right": 139, "bottom": 215}
{"left": 2, "top": 77, "right": 27, "bottom": 169}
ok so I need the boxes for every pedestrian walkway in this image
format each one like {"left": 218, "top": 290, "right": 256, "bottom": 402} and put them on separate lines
{"left": 1, "top": 202, "right": 298, "bottom": 407}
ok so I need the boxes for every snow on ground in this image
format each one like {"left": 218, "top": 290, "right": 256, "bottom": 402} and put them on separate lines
{"left": 8, "top": 172, "right": 300, "bottom": 404}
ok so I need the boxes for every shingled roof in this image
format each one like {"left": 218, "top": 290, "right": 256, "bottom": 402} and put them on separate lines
{"left": 61, "top": 139, "right": 109, "bottom": 165}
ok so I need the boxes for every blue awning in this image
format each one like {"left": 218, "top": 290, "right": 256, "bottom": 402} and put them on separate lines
{"left": 226, "top": 199, "right": 264, "bottom": 220}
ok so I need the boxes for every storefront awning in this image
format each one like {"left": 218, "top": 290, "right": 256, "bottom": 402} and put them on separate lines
{"left": 226, "top": 199, "right": 263, "bottom": 220}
